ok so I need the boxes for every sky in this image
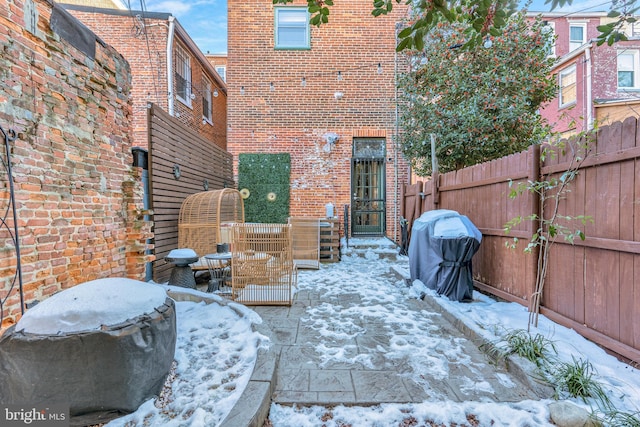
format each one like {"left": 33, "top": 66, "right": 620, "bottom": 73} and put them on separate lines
{"left": 138, "top": 0, "right": 614, "bottom": 56}
{"left": 18, "top": 237, "right": 639, "bottom": 426}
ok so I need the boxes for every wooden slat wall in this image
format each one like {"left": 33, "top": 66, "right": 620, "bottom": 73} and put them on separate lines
{"left": 402, "top": 117, "right": 640, "bottom": 362}
{"left": 148, "top": 103, "right": 234, "bottom": 283}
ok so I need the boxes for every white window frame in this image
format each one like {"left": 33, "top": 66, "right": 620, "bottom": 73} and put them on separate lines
{"left": 569, "top": 22, "right": 586, "bottom": 52}
{"left": 274, "top": 7, "right": 310, "bottom": 49}
{"left": 542, "top": 21, "right": 556, "bottom": 58}
{"left": 202, "top": 76, "right": 213, "bottom": 124}
{"left": 617, "top": 49, "right": 640, "bottom": 90}
{"left": 175, "top": 43, "right": 192, "bottom": 107}
{"left": 215, "top": 65, "right": 226, "bottom": 82}
{"left": 559, "top": 65, "right": 577, "bottom": 108}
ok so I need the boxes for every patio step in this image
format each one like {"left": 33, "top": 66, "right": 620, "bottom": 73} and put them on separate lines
{"left": 341, "top": 237, "right": 403, "bottom": 261}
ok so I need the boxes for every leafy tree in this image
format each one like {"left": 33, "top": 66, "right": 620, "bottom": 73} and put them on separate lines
{"left": 398, "top": 12, "right": 556, "bottom": 174}
{"left": 273, "top": 0, "right": 638, "bottom": 50}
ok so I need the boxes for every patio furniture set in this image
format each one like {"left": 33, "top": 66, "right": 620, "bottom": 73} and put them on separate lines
{"left": 167, "top": 189, "right": 326, "bottom": 306}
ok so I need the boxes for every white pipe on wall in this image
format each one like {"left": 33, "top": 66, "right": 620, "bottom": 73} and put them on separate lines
{"left": 167, "top": 16, "right": 176, "bottom": 116}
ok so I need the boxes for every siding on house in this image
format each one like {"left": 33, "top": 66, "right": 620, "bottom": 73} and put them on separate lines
{"left": 228, "top": 0, "right": 410, "bottom": 240}
{"left": 62, "top": 4, "right": 228, "bottom": 151}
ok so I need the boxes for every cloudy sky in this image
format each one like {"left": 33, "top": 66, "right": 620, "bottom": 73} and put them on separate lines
{"left": 138, "top": 0, "right": 614, "bottom": 55}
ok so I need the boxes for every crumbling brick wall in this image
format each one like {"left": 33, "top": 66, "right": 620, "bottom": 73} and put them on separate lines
{"left": 0, "top": 0, "right": 152, "bottom": 329}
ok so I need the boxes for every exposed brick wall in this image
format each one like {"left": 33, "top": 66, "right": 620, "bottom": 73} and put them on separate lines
{"left": 228, "top": 0, "right": 410, "bottom": 240}
{"left": 65, "top": 7, "right": 228, "bottom": 151}
{"left": 0, "top": 0, "right": 151, "bottom": 329}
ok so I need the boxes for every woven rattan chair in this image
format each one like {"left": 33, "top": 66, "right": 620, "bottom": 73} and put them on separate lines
{"left": 178, "top": 189, "right": 244, "bottom": 272}
{"left": 230, "top": 223, "right": 296, "bottom": 306}
{"left": 288, "top": 217, "right": 320, "bottom": 269}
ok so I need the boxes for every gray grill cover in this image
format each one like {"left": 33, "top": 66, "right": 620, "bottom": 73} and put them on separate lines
{"left": 409, "top": 210, "right": 482, "bottom": 302}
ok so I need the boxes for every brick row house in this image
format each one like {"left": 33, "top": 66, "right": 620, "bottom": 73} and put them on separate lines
{"left": 532, "top": 10, "right": 640, "bottom": 135}
{"left": 62, "top": 2, "right": 227, "bottom": 151}
{"left": 227, "top": 0, "right": 411, "bottom": 241}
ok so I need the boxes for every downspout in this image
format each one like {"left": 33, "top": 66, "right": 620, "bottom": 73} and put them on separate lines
{"left": 167, "top": 16, "right": 176, "bottom": 116}
{"left": 393, "top": 23, "right": 400, "bottom": 243}
{"left": 585, "top": 43, "right": 593, "bottom": 130}
{"left": 132, "top": 148, "right": 152, "bottom": 281}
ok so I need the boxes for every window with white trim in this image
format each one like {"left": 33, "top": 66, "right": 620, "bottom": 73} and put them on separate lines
{"left": 569, "top": 23, "right": 586, "bottom": 51}
{"left": 542, "top": 21, "right": 556, "bottom": 58}
{"left": 618, "top": 50, "right": 639, "bottom": 89}
{"left": 559, "top": 65, "right": 577, "bottom": 107}
{"left": 275, "top": 7, "right": 309, "bottom": 49}
{"left": 203, "top": 76, "right": 212, "bottom": 124}
{"left": 175, "top": 43, "right": 192, "bottom": 106}
{"left": 623, "top": 21, "right": 640, "bottom": 38}
{"left": 215, "top": 66, "right": 226, "bottom": 82}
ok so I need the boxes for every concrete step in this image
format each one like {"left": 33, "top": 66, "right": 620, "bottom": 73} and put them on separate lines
{"left": 341, "top": 237, "right": 404, "bottom": 260}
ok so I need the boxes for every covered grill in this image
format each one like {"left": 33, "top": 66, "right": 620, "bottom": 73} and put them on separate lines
{"left": 408, "top": 210, "right": 482, "bottom": 302}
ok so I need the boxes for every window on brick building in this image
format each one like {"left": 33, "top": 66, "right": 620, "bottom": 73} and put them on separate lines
{"left": 618, "top": 50, "right": 639, "bottom": 89}
{"left": 559, "top": 65, "right": 577, "bottom": 108}
{"left": 569, "top": 23, "right": 586, "bottom": 51}
{"left": 623, "top": 21, "right": 640, "bottom": 38}
{"left": 175, "top": 43, "right": 192, "bottom": 106}
{"left": 203, "top": 76, "right": 213, "bottom": 124}
{"left": 542, "top": 21, "right": 555, "bottom": 58}
{"left": 275, "top": 7, "right": 309, "bottom": 49}
{"left": 215, "top": 66, "right": 226, "bottom": 82}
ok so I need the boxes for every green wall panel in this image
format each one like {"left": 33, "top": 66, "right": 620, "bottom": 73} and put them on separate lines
{"left": 238, "top": 153, "right": 291, "bottom": 223}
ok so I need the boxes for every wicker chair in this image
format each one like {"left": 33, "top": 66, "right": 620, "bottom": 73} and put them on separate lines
{"left": 230, "top": 223, "right": 296, "bottom": 306}
{"left": 288, "top": 217, "right": 320, "bottom": 269}
{"left": 178, "top": 189, "right": 244, "bottom": 272}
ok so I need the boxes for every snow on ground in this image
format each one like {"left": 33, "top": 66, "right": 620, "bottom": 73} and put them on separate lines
{"left": 104, "top": 288, "right": 268, "bottom": 427}
{"left": 104, "top": 237, "right": 638, "bottom": 426}
{"left": 268, "top": 239, "right": 640, "bottom": 426}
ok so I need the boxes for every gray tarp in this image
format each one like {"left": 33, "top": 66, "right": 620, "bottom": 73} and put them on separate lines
{"left": 0, "top": 298, "right": 176, "bottom": 427}
{"left": 409, "top": 210, "right": 482, "bottom": 302}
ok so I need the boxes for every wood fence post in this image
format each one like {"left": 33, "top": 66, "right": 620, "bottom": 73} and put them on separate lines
{"left": 400, "top": 182, "right": 406, "bottom": 221}
{"left": 528, "top": 144, "right": 541, "bottom": 304}
{"left": 415, "top": 181, "right": 423, "bottom": 222}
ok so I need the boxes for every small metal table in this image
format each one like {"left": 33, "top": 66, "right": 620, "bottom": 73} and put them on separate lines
{"left": 204, "top": 252, "right": 232, "bottom": 293}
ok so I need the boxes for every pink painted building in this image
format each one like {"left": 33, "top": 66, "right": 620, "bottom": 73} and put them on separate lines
{"left": 530, "top": 11, "right": 640, "bottom": 135}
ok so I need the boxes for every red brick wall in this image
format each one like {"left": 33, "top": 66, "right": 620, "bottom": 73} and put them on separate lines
{"left": 0, "top": 0, "right": 151, "bottom": 329}
{"left": 228, "top": 0, "right": 410, "bottom": 240}
{"left": 66, "top": 8, "right": 227, "bottom": 151}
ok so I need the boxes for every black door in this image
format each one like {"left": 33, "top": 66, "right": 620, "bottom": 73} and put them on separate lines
{"left": 351, "top": 138, "right": 386, "bottom": 236}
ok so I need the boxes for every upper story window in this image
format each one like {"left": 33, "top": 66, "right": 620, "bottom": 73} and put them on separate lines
{"left": 203, "top": 76, "right": 213, "bottom": 124}
{"left": 275, "top": 7, "right": 310, "bottom": 49}
{"left": 618, "top": 50, "right": 639, "bottom": 90}
{"left": 559, "top": 65, "right": 577, "bottom": 108}
{"left": 175, "top": 43, "right": 192, "bottom": 106}
{"left": 569, "top": 23, "right": 586, "bottom": 51}
{"left": 542, "top": 21, "right": 556, "bottom": 58}
{"left": 623, "top": 21, "right": 640, "bottom": 38}
{"left": 215, "top": 66, "right": 226, "bottom": 82}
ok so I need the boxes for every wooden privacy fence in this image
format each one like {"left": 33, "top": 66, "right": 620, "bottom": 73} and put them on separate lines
{"left": 401, "top": 116, "right": 640, "bottom": 363}
{"left": 148, "top": 103, "right": 234, "bottom": 283}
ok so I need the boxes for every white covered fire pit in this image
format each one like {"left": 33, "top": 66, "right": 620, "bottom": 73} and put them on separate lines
{"left": 0, "top": 278, "right": 176, "bottom": 426}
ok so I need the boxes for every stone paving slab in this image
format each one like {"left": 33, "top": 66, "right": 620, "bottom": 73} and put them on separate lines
{"left": 252, "top": 243, "right": 545, "bottom": 410}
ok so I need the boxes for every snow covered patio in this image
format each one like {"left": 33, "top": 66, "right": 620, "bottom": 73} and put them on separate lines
{"left": 98, "top": 238, "right": 639, "bottom": 426}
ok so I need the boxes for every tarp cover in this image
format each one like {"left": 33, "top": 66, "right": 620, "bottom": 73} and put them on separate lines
{"left": 409, "top": 210, "right": 482, "bottom": 302}
{"left": 0, "top": 298, "right": 176, "bottom": 427}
